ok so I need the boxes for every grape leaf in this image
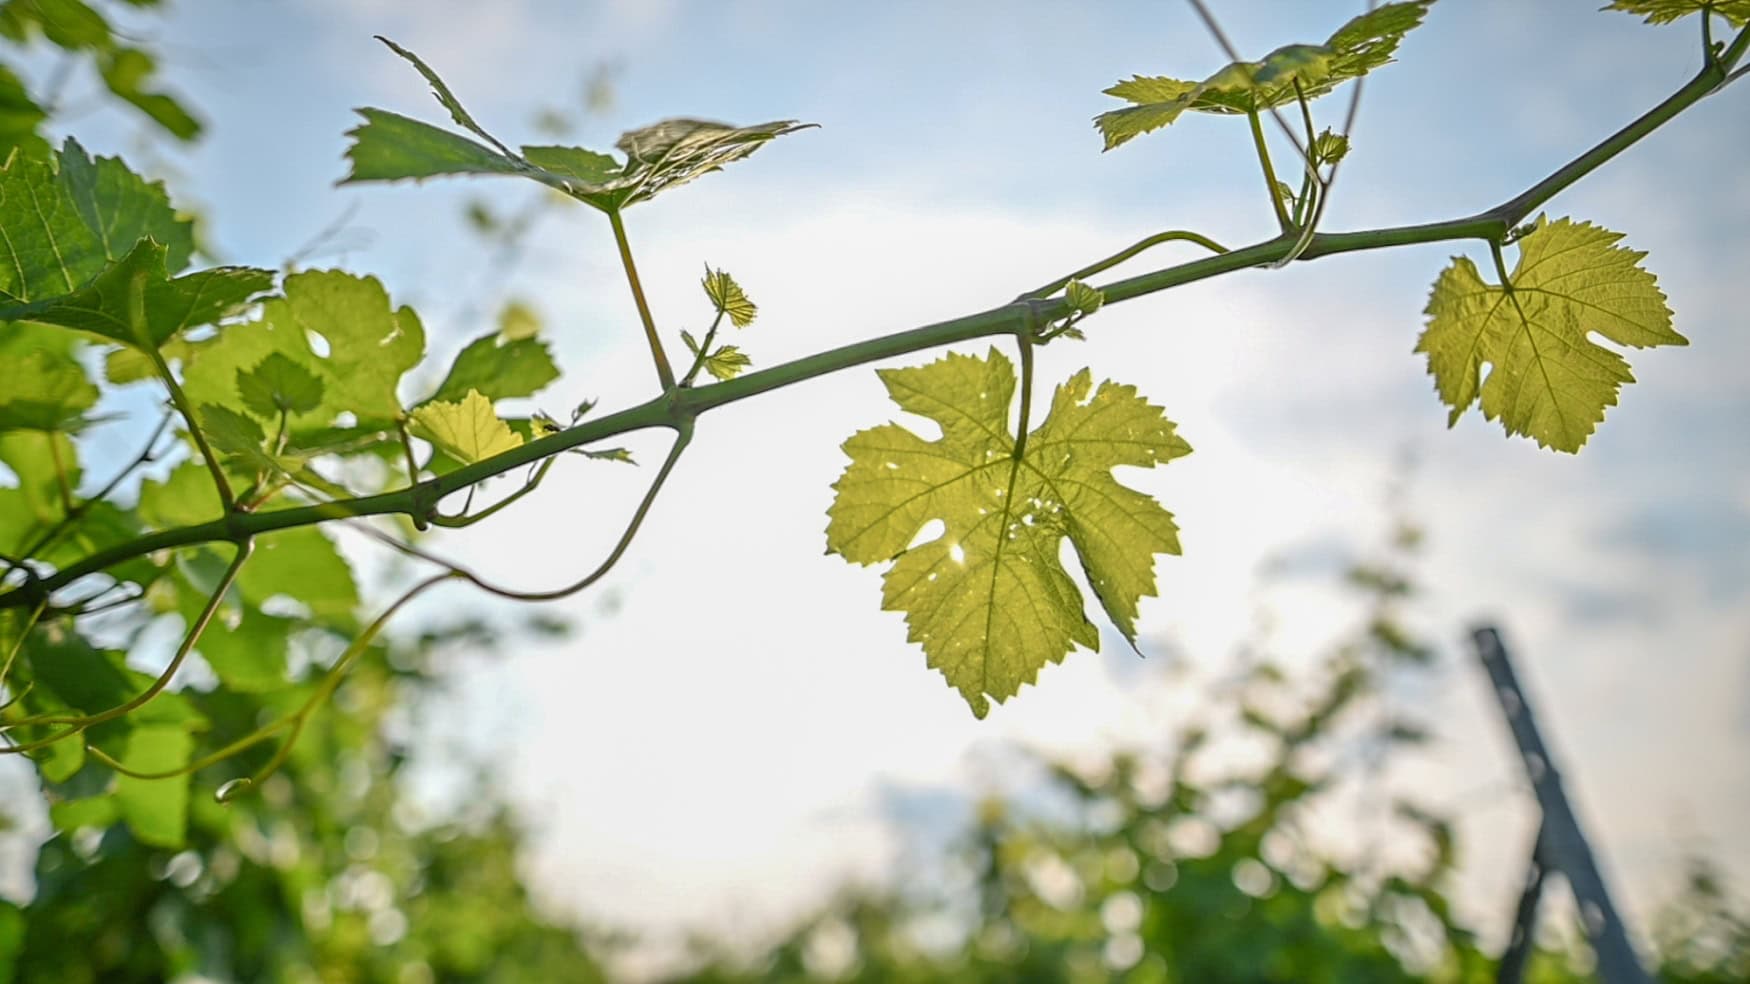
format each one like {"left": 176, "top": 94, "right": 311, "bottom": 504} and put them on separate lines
{"left": 1095, "top": 1, "right": 1432, "bottom": 150}
{"left": 1605, "top": 1, "right": 1750, "bottom": 26}
{"left": 0, "top": 349, "right": 97, "bottom": 431}
{"left": 237, "top": 352, "right": 324, "bottom": 417}
{"left": 1416, "top": 216, "right": 1684, "bottom": 452}
{"left": 0, "top": 137, "right": 194, "bottom": 303}
{"left": 426, "top": 331, "right": 558, "bottom": 404}
{"left": 702, "top": 267, "right": 757, "bottom": 327}
{"left": 374, "top": 35, "right": 509, "bottom": 153}
{"left": 680, "top": 330, "right": 751, "bottom": 381}
{"left": 114, "top": 724, "right": 193, "bottom": 847}
{"left": 181, "top": 270, "right": 425, "bottom": 428}
{"left": 195, "top": 608, "right": 292, "bottom": 693}
{"left": 342, "top": 108, "right": 524, "bottom": 183}
{"left": 0, "top": 239, "right": 271, "bottom": 349}
{"left": 410, "top": 388, "right": 523, "bottom": 465}
{"left": 826, "top": 349, "right": 1191, "bottom": 717}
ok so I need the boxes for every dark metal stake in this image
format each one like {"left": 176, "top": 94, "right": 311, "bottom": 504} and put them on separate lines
{"left": 1497, "top": 826, "right": 1547, "bottom": 984}
{"left": 1472, "top": 625, "right": 1652, "bottom": 984}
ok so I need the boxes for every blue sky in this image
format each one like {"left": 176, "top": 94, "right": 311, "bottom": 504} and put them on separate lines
{"left": 7, "top": 0, "right": 1749, "bottom": 964}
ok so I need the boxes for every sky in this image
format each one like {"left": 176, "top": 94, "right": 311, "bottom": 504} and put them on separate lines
{"left": 4, "top": 0, "right": 1748, "bottom": 968}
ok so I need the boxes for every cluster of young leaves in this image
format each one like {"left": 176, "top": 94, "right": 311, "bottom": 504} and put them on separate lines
{"left": 343, "top": 36, "right": 811, "bottom": 214}
{"left": 826, "top": 348, "right": 1190, "bottom": 718}
{"left": 0, "top": 133, "right": 574, "bottom": 837}
{"left": 1095, "top": 0, "right": 1433, "bottom": 150}
{"left": 1417, "top": 217, "right": 1684, "bottom": 452}
{"left": 0, "top": 0, "right": 201, "bottom": 156}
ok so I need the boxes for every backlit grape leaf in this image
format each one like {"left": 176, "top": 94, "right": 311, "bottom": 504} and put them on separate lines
{"left": 0, "top": 348, "right": 97, "bottom": 431}
{"left": 0, "top": 137, "right": 193, "bottom": 303}
{"left": 114, "top": 724, "right": 194, "bottom": 847}
{"left": 1096, "top": 1, "right": 1432, "bottom": 150}
{"left": 1605, "top": 1, "right": 1750, "bottom": 26}
{"left": 180, "top": 270, "right": 425, "bottom": 428}
{"left": 826, "top": 349, "right": 1191, "bottom": 717}
{"left": 1416, "top": 216, "right": 1683, "bottom": 452}
{"left": 610, "top": 118, "right": 814, "bottom": 208}
{"left": 0, "top": 239, "right": 271, "bottom": 349}
{"left": 426, "top": 331, "right": 558, "bottom": 404}
{"left": 411, "top": 389, "right": 523, "bottom": 465}
{"left": 237, "top": 351, "right": 324, "bottom": 417}
{"left": 702, "top": 266, "right": 757, "bottom": 327}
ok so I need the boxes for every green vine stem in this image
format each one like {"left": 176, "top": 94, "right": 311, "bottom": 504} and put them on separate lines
{"left": 1, "top": 26, "right": 1745, "bottom": 615}
{"left": 1020, "top": 230, "right": 1229, "bottom": 302}
{"left": 608, "top": 209, "right": 678, "bottom": 391}
{"left": 1247, "top": 109, "right": 1292, "bottom": 232}
{"left": 1, "top": 540, "right": 251, "bottom": 751}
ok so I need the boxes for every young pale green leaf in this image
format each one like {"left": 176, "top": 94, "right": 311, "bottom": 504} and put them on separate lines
{"left": 426, "top": 332, "right": 559, "bottom": 405}
{"left": 181, "top": 270, "right": 426, "bottom": 428}
{"left": 1313, "top": 129, "right": 1350, "bottom": 166}
{"left": 1095, "top": 0, "right": 1432, "bottom": 150}
{"left": 702, "top": 344, "right": 751, "bottom": 381}
{"left": 114, "top": 725, "right": 194, "bottom": 848}
{"left": 826, "top": 349, "right": 1191, "bottom": 718}
{"left": 0, "top": 349, "right": 98, "bottom": 432}
{"left": 0, "top": 240, "right": 272, "bottom": 350}
{"left": 1416, "top": 216, "right": 1684, "bottom": 452}
{"left": 702, "top": 267, "right": 757, "bottom": 327}
{"left": 1605, "top": 1, "right": 1750, "bottom": 26}
{"left": 237, "top": 352, "right": 325, "bottom": 418}
{"left": 0, "top": 138, "right": 195, "bottom": 304}
{"left": 374, "top": 36, "right": 510, "bottom": 153}
{"left": 1063, "top": 279, "right": 1105, "bottom": 318}
{"left": 342, "top": 108, "right": 525, "bottom": 184}
{"left": 410, "top": 388, "right": 523, "bottom": 465}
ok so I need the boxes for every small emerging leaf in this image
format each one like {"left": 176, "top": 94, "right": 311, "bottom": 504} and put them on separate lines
{"left": 702, "top": 266, "right": 757, "bottom": 327}
{"left": 826, "top": 349, "right": 1191, "bottom": 717}
{"left": 410, "top": 389, "right": 523, "bottom": 464}
{"left": 1063, "top": 279, "right": 1105, "bottom": 318}
{"left": 1416, "top": 216, "right": 1684, "bottom": 452}
{"left": 703, "top": 344, "right": 751, "bottom": 381}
